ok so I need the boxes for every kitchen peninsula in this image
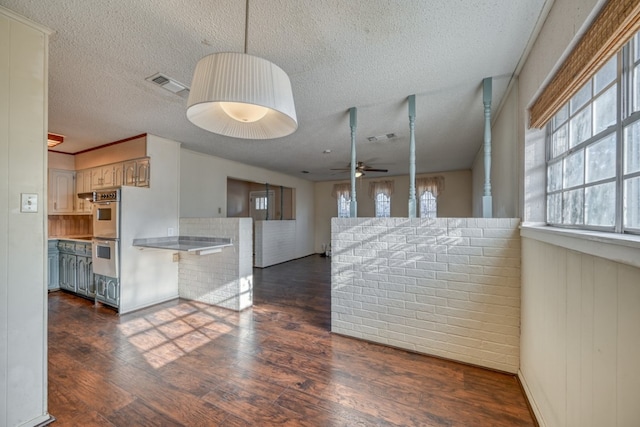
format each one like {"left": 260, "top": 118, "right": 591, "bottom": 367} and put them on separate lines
{"left": 133, "top": 236, "right": 232, "bottom": 255}
{"left": 175, "top": 218, "right": 253, "bottom": 311}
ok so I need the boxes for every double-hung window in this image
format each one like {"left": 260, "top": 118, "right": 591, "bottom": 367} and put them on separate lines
{"left": 332, "top": 183, "right": 352, "bottom": 218}
{"left": 416, "top": 176, "right": 443, "bottom": 219}
{"left": 337, "top": 194, "right": 350, "bottom": 218}
{"left": 374, "top": 192, "right": 391, "bottom": 217}
{"left": 369, "top": 180, "right": 394, "bottom": 218}
{"left": 546, "top": 31, "right": 640, "bottom": 234}
{"left": 419, "top": 191, "right": 437, "bottom": 218}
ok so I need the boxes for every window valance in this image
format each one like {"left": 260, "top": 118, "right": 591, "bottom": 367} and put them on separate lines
{"left": 368, "top": 180, "right": 395, "bottom": 199}
{"left": 416, "top": 176, "right": 445, "bottom": 198}
{"left": 529, "top": 0, "right": 640, "bottom": 128}
{"left": 331, "top": 183, "right": 351, "bottom": 199}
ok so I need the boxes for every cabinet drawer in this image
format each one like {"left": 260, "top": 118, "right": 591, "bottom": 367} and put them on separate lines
{"left": 57, "top": 241, "right": 76, "bottom": 252}
{"left": 75, "top": 242, "right": 92, "bottom": 256}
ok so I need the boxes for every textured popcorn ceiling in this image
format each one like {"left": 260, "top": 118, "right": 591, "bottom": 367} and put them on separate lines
{"left": 1, "top": 0, "right": 549, "bottom": 181}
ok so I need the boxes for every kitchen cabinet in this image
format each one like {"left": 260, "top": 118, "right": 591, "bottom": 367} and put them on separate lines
{"left": 48, "top": 240, "right": 59, "bottom": 290}
{"left": 124, "top": 157, "right": 150, "bottom": 187}
{"left": 95, "top": 274, "right": 119, "bottom": 308}
{"left": 114, "top": 162, "right": 124, "bottom": 187}
{"left": 75, "top": 169, "right": 93, "bottom": 213}
{"left": 59, "top": 252, "right": 77, "bottom": 292}
{"left": 58, "top": 240, "right": 93, "bottom": 298}
{"left": 49, "top": 169, "right": 75, "bottom": 214}
{"left": 76, "top": 255, "right": 94, "bottom": 297}
{"left": 91, "top": 164, "right": 117, "bottom": 189}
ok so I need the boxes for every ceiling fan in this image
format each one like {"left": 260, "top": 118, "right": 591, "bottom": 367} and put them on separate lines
{"left": 330, "top": 161, "right": 388, "bottom": 177}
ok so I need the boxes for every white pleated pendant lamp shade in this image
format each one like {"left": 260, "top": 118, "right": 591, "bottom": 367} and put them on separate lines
{"left": 187, "top": 52, "right": 298, "bottom": 139}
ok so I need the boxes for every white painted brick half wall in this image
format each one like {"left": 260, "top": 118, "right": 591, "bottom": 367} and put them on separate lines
{"left": 179, "top": 218, "right": 253, "bottom": 311}
{"left": 254, "top": 220, "right": 296, "bottom": 267}
{"left": 331, "top": 217, "right": 521, "bottom": 373}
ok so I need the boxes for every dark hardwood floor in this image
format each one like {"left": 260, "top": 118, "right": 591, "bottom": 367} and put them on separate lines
{"left": 48, "top": 255, "right": 536, "bottom": 426}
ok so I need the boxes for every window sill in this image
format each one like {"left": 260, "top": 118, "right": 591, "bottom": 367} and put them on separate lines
{"left": 520, "top": 224, "right": 640, "bottom": 269}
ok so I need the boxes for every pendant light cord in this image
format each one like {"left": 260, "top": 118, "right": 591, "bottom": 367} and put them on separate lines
{"left": 244, "top": 0, "right": 249, "bottom": 54}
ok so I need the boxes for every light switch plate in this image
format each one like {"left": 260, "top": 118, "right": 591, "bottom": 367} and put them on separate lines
{"left": 21, "top": 193, "right": 38, "bottom": 213}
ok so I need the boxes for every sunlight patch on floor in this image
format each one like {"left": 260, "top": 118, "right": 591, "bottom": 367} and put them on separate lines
{"left": 117, "top": 301, "right": 240, "bottom": 369}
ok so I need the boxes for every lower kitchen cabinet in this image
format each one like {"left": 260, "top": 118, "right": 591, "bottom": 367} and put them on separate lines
{"left": 95, "top": 274, "right": 119, "bottom": 308}
{"left": 53, "top": 239, "right": 119, "bottom": 309}
{"left": 48, "top": 240, "right": 59, "bottom": 290}
{"left": 57, "top": 240, "right": 93, "bottom": 299}
{"left": 76, "top": 255, "right": 94, "bottom": 298}
{"left": 59, "top": 252, "right": 77, "bottom": 292}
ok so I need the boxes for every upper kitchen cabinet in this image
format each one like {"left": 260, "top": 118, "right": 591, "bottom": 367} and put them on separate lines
{"left": 91, "top": 164, "right": 117, "bottom": 189}
{"left": 114, "top": 162, "right": 124, "bottom": 187}
{"left": 124, "top": 157, "right": 150, "bottom": 187}
{"left": 49, "top": 169, "right": 75, "bottom": 214}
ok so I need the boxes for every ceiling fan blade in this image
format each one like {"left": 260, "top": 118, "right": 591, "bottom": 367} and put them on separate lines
{"left": 363, "top": 168, "right": 388, "bottom": 172}
{"left": 330, "top": 168, "right": 351, "bottom": 171}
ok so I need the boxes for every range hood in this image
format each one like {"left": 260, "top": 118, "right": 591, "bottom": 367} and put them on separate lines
{"left": 77, "top": 192, "right": 95, "bottom": 201}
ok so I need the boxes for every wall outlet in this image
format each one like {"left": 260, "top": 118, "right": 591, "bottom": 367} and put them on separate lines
{"left": 172, "top": 253, "right": 179, "bottom": 262}
{"left": 168, "top": 227, "right": 174, "bottom": 236}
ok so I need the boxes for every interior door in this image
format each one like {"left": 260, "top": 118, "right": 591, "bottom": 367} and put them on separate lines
{"left": 249, "top": 190, "right": 274, "bottom": 260}
{"left": 249, "top": 190, "right": 274, "bottom": 221}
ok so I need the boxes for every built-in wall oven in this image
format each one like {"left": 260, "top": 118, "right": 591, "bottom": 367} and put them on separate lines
{"left": 93, "top": 238, "right": 119, "bottom": 278}
{"left": 91, "top": 189, "right": 120, "bottom": 280}
{"left": 92, "top": 189, "right": 120, "bottom": 239}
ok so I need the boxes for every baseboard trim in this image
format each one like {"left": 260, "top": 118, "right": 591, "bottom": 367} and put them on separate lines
{"left": 518, "top": 370, "right": 545, "bottom": 427}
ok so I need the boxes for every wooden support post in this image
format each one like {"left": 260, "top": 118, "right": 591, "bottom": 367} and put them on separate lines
{"left": 349, "top": 107, "right": 358, "bottom": 218}
{"left": 265, "top": 182, "right": 270, "bottom": 220}
{"left": 482, "top": 78, "right": 493, "bottom": 218}
{"left": 408, "top": 95, "right": 417, "bottom": 218}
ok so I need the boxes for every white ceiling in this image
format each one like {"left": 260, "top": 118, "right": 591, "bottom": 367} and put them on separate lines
{"left": 1, "top": 0, "right": 549, "bottom": 181}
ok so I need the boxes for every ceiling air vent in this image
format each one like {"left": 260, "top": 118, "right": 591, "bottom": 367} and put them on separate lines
{"left": 146, "top": 73, "right": 190, "bottom": 98}
{"left": 151, "top": 75, "right": 169, "bottom": 85}
{"left": 367, "top": 133, "right": 397, "bottom": 142}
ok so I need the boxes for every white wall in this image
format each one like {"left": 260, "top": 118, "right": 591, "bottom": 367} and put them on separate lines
{"left": 0, "top": 7, "right": 52, "bottom": 426}
{"left": 315, "top": 170, "right": 472, "bottom": 254}
{"left": 48, "top": 151, "right": 75, "bottom": 170}
{"left": 119, "top": 135, "right": 180, "bottom": 314}
{"left": 254, "top": 220, "right": 297, "bottom": 267}
{"left": 520, "top": 237, "right": 640, "bottom": 426}
{"left": 180, "top": 149, "right": 315, "bottom": 259}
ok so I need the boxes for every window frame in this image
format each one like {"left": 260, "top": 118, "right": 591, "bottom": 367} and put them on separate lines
{"left": 337, "top": 194, "right": 350, "bottom": 218}
{"left": 419, "top": 190, "right": 437, "bottom": 218}
{"left": 374, "top": 192, "right": 391, "bottom": 218}
{"left": 545, "top": 33, "right": 640, "bottom": 235}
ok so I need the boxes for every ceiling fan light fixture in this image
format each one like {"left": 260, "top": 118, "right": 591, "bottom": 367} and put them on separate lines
{"left": 187, "top": 53, "right": 297, "bottom": 139}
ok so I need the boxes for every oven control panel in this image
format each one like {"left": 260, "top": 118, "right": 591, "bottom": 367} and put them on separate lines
{"left": 94, "top": 190, "right": 120, "bottom": 202}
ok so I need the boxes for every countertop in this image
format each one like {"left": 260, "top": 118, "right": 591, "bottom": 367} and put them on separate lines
{"left": 132, "top": 236, "right": 232, "bottom": 255}
{"left": 49, "top": 235, "right": 93, "bottom": 242}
